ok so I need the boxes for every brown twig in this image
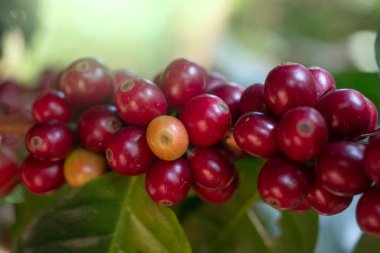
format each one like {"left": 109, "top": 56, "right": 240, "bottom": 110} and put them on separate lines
{"left": 0, "top": 119, "right": 35, "bottom": 136}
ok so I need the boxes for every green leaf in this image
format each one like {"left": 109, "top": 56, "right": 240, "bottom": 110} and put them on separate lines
{"left": 354, "top": 234, "right": 380, "bottom": 253}
{"left": 17, "top": 173, "right": 192, "bottom": 253}
{"left": 375, "top": 30, "right": 380, "bottom": 72}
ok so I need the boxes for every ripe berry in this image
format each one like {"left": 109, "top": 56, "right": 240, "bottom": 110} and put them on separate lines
{"left": 308, "top": 66, "right": 336, "bottom": 99}
{"left": 180, "top": 94, "right": 231, "bottom": 147}
{"left": 193, "top": 175, "right": 238, "bottom": 204}
{"left": 365, "top": 97, "right": 378, "bottom": 133}
{"left": 64, "top": 148, "right": 107, "bottom": 188}
{"left": 306, "top": 181, "right": 352, "bottom": 215}
{"left": 25, "top": 120, "right": 75, "bottom": 161}
{"left": 356, "top": 186, "right": 380, "bottom": 236}
{"left": 21, "top": 155, "right": 64, "bottom": 194}
{"left": 161, "top": 58, "right": 207, "bottom": 108}
{"left": 0, "top": 146, "right": 20, "bottom": 196}
{"left": 113, "top": 69, "right": 137, "bottom": 93}
{"left": 240, "top": 83, "right": 267, "bottom": 114}
{"left": 363, "top": 137, "right": 380, "bottom": 182}
{"left": 114, "top": 79, "right": 167, "bottom": 126}
{"left": 77, "top": 105, "right": 122, "bottom": 153}
{"left": 316, "top": 89, "right": 372, "bottom": 139}
{"left": 146, "top": 115, "right": 189, "bottom": 161}
{"left": 222, "top": 129, "right": 244, "bottom": 159}
{"left": 257, "top": 156, "right": 309, "bottom": 210}
{"left": 187, "top": 147, "right": 236, "bottom": 190}
{"left": 316, "top": 142, "right": 371, "bottom": 196}
{"left": 145, "top": 158, "right": 192, "bottom": 206}
{"left": 277, "top": 107, "right": 328, "bottom": 161}
{"left": 106, "top": 127, "right": 155, "bottom": 176}
{"left": 264, "top": 63, "right": 317, "bottom": 116}
{"left": 60, "top": 58, "right": 114, "bottom": 108}
{"left": 233, "top": 112, "right": 278, "bottom": 158}
{"left": 206, "top": 71, "right": 228, "bottom": 92}
{"left": 291, "top": 200, "right": 311, "bottom": 212}
{"left": 32, "top": 90, "right": 72, "bottom": 123}
{"left": 209, "top": 82, "right": 244, "bottom": 122}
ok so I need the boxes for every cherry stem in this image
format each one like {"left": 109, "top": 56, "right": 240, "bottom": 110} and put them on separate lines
{"left": 0, "top": 119, "right": 35, "bottom": 136}
{"left": 357, "top": 132, "right": 380, "bottom": 138}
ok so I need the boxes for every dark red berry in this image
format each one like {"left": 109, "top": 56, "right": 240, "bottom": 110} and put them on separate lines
{"left": 206, "top": 71, "right": 228, "bottom": 92}
{"left": 0, "top": 146, "right": 20, "bottom": 196}
{"left": 307, "top": 181, "right": 352, "bottom": 215}
{"left": 106, "top": 127, "right": 155, "bottom": 176}
{"left": 308, "top": 66, "right": 336, "bottom": 99}
{"left": 77, "top": 105, "right": 122, "bottom": 153}
{"left": 365, "top": 97, "right": 378, "bottom": 133}
{"left": 264, "top": 63, "right": 317, "bottom": 116}
{"left": 113, "top": 69, "right": 137, "bottom": 93}
{"left": 145, "top": 158, "right": 192, "bottom": 206}
{"left": 161, "top": 58, "right": 207, "bottom": 108}
{"left": 316, "top": 89, "right": 372, "bottom": 139}
{"left": 114, "top": 79, "right": 167, "bottom": 126}
{"left": 258, "top": 156, "right": 309, "bottom": 210}
{"left": 180, "top": 94, "right": 231, "bottom": 147}
{"left": 291, "top": 200, "right": 311, "bottom": 212}
{"left": 316, "top": 142, "right": 371, "bottom": 196}
{"left": 60, "top": 58, "right": 114, "bottom": 108}
{"left": 240, "top": 83, "right": 267, "bottom": 114}
{"left": 363, "top": 137, "right": 380, "bottom": 182}
{"left": 233, "top": 112, "right": 278, "bottom": 158}
{"left": 21, "top": 155, "right": 64, "bottom": 195}
{"left": 277, "top": 107, "right": 328, "bottom": 161}
{"left": 356, "top": 186, "right": 380, "bottom": 236}
{"left": 25, "top": 120, "right": 75, "bottom": 161}
{"left": 193, "top": 174, "right": 238, "bottom": 204}
{"left": 187, "top": 147, "right": 236, "bottom": 190}
{"left": 32, "top": 90, "right": 72, "bottom": 123}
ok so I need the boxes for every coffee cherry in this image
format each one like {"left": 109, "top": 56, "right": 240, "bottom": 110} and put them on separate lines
{"left": 161, "top": 58, "right": 207, "bottom": 108}
{"left": 187, "top": 147, "right": 236, "bottom": 190}
{"left": 277, "top": 107, "right": 328, "bottom": 161}
{"left": 113, "top": 69, "right": 137, "bottom": 93}
{"left": 316, "top": 89, "right": 372, "bottom": 139}
{"left": 21, "top": 156, "right": 64, "bottom": 194}
{"left": 306, "top": 181, "right": 352, "bottom": 215}
{"left": 206, "top": 71, "right": 228, "bottom": 92}
{"left": 316, "top": 142, "right": 371, "bottom": 196}
{"left": 25, "top": 120, "right": 75, "bottom": 161}
{"left": 240, "top": 83, "right": 267, "bottom": 114}
{"left": 32, "top": 90, "right": 72, "bottom": 123}
{"left": 145, "top": 158, "right": 192, "bottom": 206}
{"left": 264, "top": 63, "right": 317, "bottom": 116}
{"left": 64, "top": 148, "right": 107, "bottom": 188}
{"left": 222, "top": 129, "right": 244, "bottom": 159}
{"left": 106, "top": 127, "right": 155, "bottom": 176}
{"left": 291, "top": 200, "right": 311, "bottom": 212}
{"left": 365, "top": 97, "right": 378, "bottom": 133}
{"left": 77, "top": 105, "right": 122, "bottom": 153}
{"left": 146, "top": 115, "right": 188, "bottom": 161}
{"left": 180, "top": 94, "right": 231, "bottom": 147}
{"left": 363, "top": 137, "right": 380, "bottom": 182}
{"left": 114, "top": 79, "right": 167, "bottom": 126}
{"left": 308, "top": 66, "right": 336, "bottom": 99}
{"left": 209, "top": 82, "right": 244, "bottom": 122}
{"left": 233, "top": 112, "right": 278, "bottom": 158}
{"left": 258, "top": 156, "right": 309, "bottom": 210}
{"left": 193, "top": 174, "right": 238, "bottom": 204}
{"left": 0, "top": 146, "right": 20, "bottom": 196}
{"left": 60, "top": 58, "right": 114, "bottom": 108}
{"left": 356, "top": 186, "right": 380, "bottom": 236}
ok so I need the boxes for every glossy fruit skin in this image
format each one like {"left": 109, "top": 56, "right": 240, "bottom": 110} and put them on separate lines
{"left": 316, "top": 89, "right": 371, "bottom": 139}
{"left": 356, "top": 186, "right": 380, "bottom": 236}
{"left": 161, "top": 58, "right": 207, "bottom": 108}
{"left": 77, "top": 105, "right": 122, "bottom": 153}
{"left": 206, "top": 71, "right": 228, "bottom": 92}
{"left": 306, "top": 181, "right": 352, "bottom": 215}
{"left": 209, "top": 82, "right": 244, "bottom": 122}
{"left": 316, "top": 142, "right": 371, "bottom": 196}
{"left": 257, "top": 156, "right": 309, "bottom": 210}
{"left": 308, "top": 66, "right": 336, "bottom": 99}
{"left": 64, "top": 148, "right": 107, "bottom": 188}
{"left": 60, "top": 58, "right": 114, "bottom": 108}
{"left": 291, "top": 200, "right": 311, "bottom": 212}
{"left": 25, "top": 120, "right": 75, "bottom": 161}
{"left": 146, "top": 115, "right": 189, "bottom": 161}
{"left": 114, "top": 79, "right": 168, "bottom": 126}
{"left": 0, "top": 146, "right": 20, "bottom": 196}
{"left": 21, "top": 155, "right": 64, "bottom": 195}
{"left": 277, "top": 107, "right": 328, "bottom": 162}
{"left": 32, "top": 90, "right": 72, "bottom": 123}
{"left": 233, "top": 112, "right": 278, "bottom": 158}
{"left": 187, "top": 147, "right": 236, "bottom": 190}
{"left": 240, "top": 83, "right": 267, "bottom": 114}
{"left": 106, "top": 127, "right": 155, "bottom": 176}
{"left": 264, "top": 63, "right": 317, "bottom": 116}
{"left": 193, "top": 174, "right": 238, "bottom": 204}
{"left": 365, "top": 98, "right": 378, "bottom": 133}
{"left": 363, "top": 137, "right": 380, "bottom": 182}
{"left": 180, "top": 94, "right": 231, "bottom": 147}
{"left": 145, "top": 158, "right": 192, "bottom": 206}
{"left": 113, "top": 69, "right": 137, "bottom": 93}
